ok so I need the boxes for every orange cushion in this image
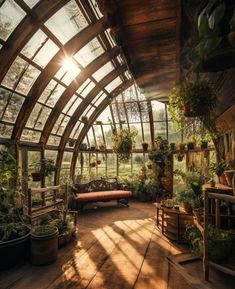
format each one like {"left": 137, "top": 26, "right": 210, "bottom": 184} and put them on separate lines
{"left": 74, "top": 190, "right": 132, "bottom": 202}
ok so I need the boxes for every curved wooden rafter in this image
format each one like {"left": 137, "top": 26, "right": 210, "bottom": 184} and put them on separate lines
{"left": 58, "top": 64, "right": 127, "bottom": 147}
{"left": 0, "top": 0, "right": 69, "bottom": 83}
{"left": 12, "top": 17, "right": 109, "bottom": 140}
{"left": 66, "top": 79, "right": 133, "bottom": 182}
{"left": 40, "top": 46, "right": 121, "bottom": 143}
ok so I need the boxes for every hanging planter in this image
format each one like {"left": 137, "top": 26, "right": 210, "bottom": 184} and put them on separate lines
{"left": 142, "top": 142, "right": 149, "bottom": 152}
{"left": 176, "top": 153, "right": 184, "bottom": 162}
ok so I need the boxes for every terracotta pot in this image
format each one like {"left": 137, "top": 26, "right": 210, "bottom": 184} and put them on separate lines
{"left": 224, "top": 170, "right": 235, "bottom": 187}
{"left": 218, "top": 172, "right": 228, "bottom": 186}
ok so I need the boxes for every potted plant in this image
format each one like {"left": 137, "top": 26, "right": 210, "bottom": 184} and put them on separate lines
{"left": 179, "top": 143, "right": 185, "bottom": 151}
{"left": 175, "top": 189, "right": 195, "bottom": 213}
{"left": 209, "top": 160, "right": 227, "bottom": 185}
{"left": 187, "top": 141, "right": 195, "bottom": 150}
{"left": 170, "top": 142, "right": 175, "bottom": 151}
{"left": 31, "top": 158, "right": 56, "bottom": 181}
{"left": 80, "top": 143, "right": 87, "bottom": 150}
{"left": 96, "top": 159, "right": 101, "bottom": 165}
{"left": 30, "top": 225, "right": 58, "bottom": 265}
{"left": 32, "top": 194, "right": 43, "bottom": 207}
{"left": 0, "top": 145, "right": 31, "bottom": 270}
{"left": 142, "top": 141, "right": 149, "bottom": 152}
{"left": 81, "top": 116, "right": 88, "bottom": 124}
{"left": 68, "top": 138, "right": 75, "bottom": 147}
{"left": 112, "top": 128, "right": 137, "bottom": 162}
{"left": 200, "top": 140, "right": 208, "bottom": 149}
{"left": 50, "top": 212, "right": 76, "bottom": 248}
{"left": 90, "top": 161, "right": 96, "bottom": 168}
{"left": 176, "top": 153, "right": 184, "bottom": 162}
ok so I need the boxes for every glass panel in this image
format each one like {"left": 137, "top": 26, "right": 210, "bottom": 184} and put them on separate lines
{"left": 168, "top": 121, "right": 182, "bottom": 143}
{"left": 39, "top": 82, "right": 65, "bottom": 107}
{"left": 60, "top": 152, "right": 72, "bottom": 183}
{"left": 80, "top": 81, "right": 95, "bottom": 97}
{"left": 2, "top": 57, "right": 27, "bottom": 90}
{"left": 92, "top": 61, "right": 114, "bottom": 81}
{"left": 92, "top": 91, "right": 106, "bottom": 106}
{"left": 28, "top": 150, "right": 41, "bottom": 186}
{"left": 125, "top": 102, "right": 140, "bottom": 122}
{"left": 21, "top": 129, "right": 41, "bottom": 142}
{"left": 105, "top": 76, "right": 122, "bottom": 93}
{"left": 97, "top": 107, "right": 112, "bottom": 123}
{"left": 21, "top": 30, "right": 47, "bottom": 59}
{"left": 2, "top": 93, "right": 24, "bottom": 123}
{"left": 0, "top": 0, "right": 26, "bottom": 41}
{"left": 33, "top": 39, "right": 59, "bottom": 68}
{"left": 107, "top": 154, "right": 116, "bottom": 177}
{"left": 0, "top": 87, "right": 11, "bottom": 119}
{"left": 76, "top": 78, "right": 91, "bottom": 95}
{"left": 74, "top": 37, "right": 104, "bottom": 67}
{"left": 119, "top": 159, "right": 131, "bottom": 181}
{"left": 140, "top": 101, "right": 149, "bottom": 122}
{"left": 45, "top": 0, "right": 88, "bottom": 45}
{"left": 56, "top": 115, "right": 70, "bottom": 135}
{"left": 15, "top": 65, "right": 41, "bottom": 95}
{"left": 97, "top": 153, "right": 106, "bottom": 179}
{"left": 93, "top": 125, "right": 103, "bottom": 147}
{"left": 103, "top": 124, "right": 113, "bottom": 148}
{"left": 52, "top": 114, "right": 69, "bottom": 135}
{"left": 130, "top": 124, "right": 142, "bottom": 148}
{"left": 67, "top": 97, "right": 82, "bottom": 116}
{"left": 23, "top": 0, "right": 40, "bottom": 8}
{"left": 35, "top": 106, "right": 52, "bottom": 130}
{"left": 0, "top": 123, "right": 13, "bottom": 138}
{"left": 26, "top": 103, "right": 41, "bottom": 128}
{"left": 44, "top": 150, "right": 57, "bottom": 186}
{"left": 133, "top": 153, "right": 144, "bottom": 176}
{"left": 154, "top": 122, "right": 167, "bottom": 139}
{"left": 142, "top": 123, "right": 151, "bottom": 143}
{"left": 87, "top": 128, "right": 95, "bottom": 148}
{"left": 71, "top": 122, "right": 83, "bottom": 139}
{"left": 88, "top": 0, "right": 103, "bottom": 19}
{"left": 152, "top": 100, "right": 166, "bottom": 121}
{"left": 47, "top": 135, "right": 61, "bottom": 146}
{"left": 55, "top": 57, "right": 81, "bottom": 85}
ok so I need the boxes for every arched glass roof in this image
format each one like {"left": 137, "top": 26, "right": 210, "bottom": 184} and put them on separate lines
{"left": 0, "top": 0, "right": 180, "bottom": 182}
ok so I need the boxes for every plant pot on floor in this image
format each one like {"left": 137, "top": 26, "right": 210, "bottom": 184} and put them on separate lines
{"left": 0, "top": 225, "right": 30, "bottom": 270}
{"left": 30, "top": 225, "right": 58, "bottom": 265}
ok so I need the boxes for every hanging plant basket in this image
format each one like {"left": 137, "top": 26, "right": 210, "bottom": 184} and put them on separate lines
{"left": 142, "top": 142, "right": 148, "bottom": 151}
{"left": 31, "top": 172, "right": 43, "bottom": 182}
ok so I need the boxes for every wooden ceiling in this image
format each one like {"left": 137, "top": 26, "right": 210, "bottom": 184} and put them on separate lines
{"left": 97, "top": 0, "right": 181, "bottom": 102}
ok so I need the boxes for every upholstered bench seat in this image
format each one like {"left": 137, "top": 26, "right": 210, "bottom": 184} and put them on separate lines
{"left": 74, "top": 190, "right": 132, "bottom": 202}
{"left": 72, "top": 179, "right": 132, "bottom": 210}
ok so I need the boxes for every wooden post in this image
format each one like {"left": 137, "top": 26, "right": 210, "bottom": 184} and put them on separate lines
{"left": 215, "top": 199, "right": 221, "bottom": 228}
{"left": 203, "top": 190, "right": 209, "bottom": 281}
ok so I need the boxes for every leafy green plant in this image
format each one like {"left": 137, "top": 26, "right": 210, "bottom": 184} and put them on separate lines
{"left": 0, "top": 223, "right": 29, "bottom": 242}
{"left": 209, "top": 160, "right": 227, "bottom": 176}
{"left": 32, "top": 225, "right": 58, "bottom": 236}
{"left": 112, "top": 128, "right": 137, "bottom": 162}
{"left": 185, "top": 224, "right": 202, "bottom": 254}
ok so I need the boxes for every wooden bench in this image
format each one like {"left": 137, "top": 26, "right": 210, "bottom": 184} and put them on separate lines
{"left": 71, "top": 178, "right": 132, "bottom": 210}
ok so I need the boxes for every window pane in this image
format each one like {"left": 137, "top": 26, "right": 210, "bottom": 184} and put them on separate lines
{"left": 45, "top": 0, "right": 88, "bottom": 45}
{"left": 0, "top": 0, "right": 26, "bottom": 41}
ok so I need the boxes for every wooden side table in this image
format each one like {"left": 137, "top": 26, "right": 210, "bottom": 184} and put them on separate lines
{"left": 154, "top": 203, "right": 194, "bottom": 242}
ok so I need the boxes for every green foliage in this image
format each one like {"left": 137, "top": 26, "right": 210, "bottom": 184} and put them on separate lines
{"left": 0, "top": 223, "right": 30, "bottom": 242}
{"left": 112, "top": 129, "right": 137, "bottom": 162}
{"left": 0, "top": 145, "right": 18, "bottom": 189}
{"left": 32, "top": 225, "right": 58, "bottom": 236}
{"left": 209, "top": 160, "right": 227, "bottom": 176}
{"left": 185, "top": 224, "right": 202, "bottom": 254}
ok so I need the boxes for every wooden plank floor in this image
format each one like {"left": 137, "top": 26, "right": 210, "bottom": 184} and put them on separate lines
{"left": 0, "top": 201, "right": 190, "bottom": 289}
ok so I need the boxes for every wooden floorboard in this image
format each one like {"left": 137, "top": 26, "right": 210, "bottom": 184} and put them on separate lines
{"left": 0, "top": 201, "right": 191, "bottom": 289}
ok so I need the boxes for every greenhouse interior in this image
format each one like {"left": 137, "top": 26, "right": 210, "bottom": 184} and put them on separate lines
{"left": 1, "top": 0, "right": 235, "bottom": 288}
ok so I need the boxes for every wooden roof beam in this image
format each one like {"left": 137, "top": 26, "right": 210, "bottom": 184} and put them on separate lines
{"left": 40, "top": 47, "right": 120, "bottom": 143}
{"left": 12, "top": 18, "right": 109, "bottom": 140}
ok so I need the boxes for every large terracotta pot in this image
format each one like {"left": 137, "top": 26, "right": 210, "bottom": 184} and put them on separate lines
{"left": 218, "top": 172, "right": 228, "bottom": 186}
{"left": 224, "top": 170, "right": 235, "bottom": 187}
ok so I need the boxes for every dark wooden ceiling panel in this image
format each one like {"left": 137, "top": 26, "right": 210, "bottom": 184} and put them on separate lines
{"left": 97, "top": 0, "right": 181, "bottom": 101}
